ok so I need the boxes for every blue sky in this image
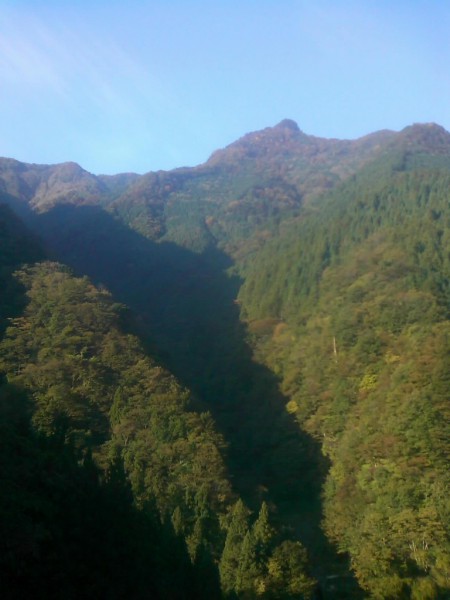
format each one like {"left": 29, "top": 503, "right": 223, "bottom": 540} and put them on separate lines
{"left": 1, "top": 1, "right": 449, "bottom": 174}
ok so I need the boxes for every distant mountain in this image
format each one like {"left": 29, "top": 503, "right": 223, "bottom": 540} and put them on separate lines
{"left": 2, "top": 121, "right": 449, "bottom": 216}
{"left": 94, "top": 120, "right": 400, "bottom": 252}
{"left": 205, "top": 119, "right": 396, "bottom": 192}
{"left": 0, "top": 158, "right": 114, "bottom": 210}
{"left": 3, "top": 121, "right": 450, "bottom": 253}
{"left": 2, "top": 120, "right": 440, "bottom": 254}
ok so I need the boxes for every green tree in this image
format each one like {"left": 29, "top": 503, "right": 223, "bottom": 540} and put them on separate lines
{"left": 266, "top": 540, "right": 316, "bottom": 599}
{"left": 219, "top": 499, "right": 250, "bottom": 594}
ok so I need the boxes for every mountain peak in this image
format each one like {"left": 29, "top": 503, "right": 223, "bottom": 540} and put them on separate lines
{"left": 397, "top": 122, "right": 450, "bottom": 154}
{"left": 274, "top": 119, "right": 301, "bottom": 132}
{"left": 206, "top": 119, "right": 306, "bottom": 167}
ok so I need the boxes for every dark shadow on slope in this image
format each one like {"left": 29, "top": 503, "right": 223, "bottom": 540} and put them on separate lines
{"left": 29, "top": 204, "right": 363, "bottom": 598}
{"left": 0, "top": 202, "right": 44, "bottom": 336}
{"left": 0, "top": 381, "right": 209, "bottom": 600}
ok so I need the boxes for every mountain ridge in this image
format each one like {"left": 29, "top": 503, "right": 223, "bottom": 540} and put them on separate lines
{"left": 2, "top": 120, "right": 448, "bottom": 216}
{"left": 4, "top": 120, "right": 447, "bottom": 263}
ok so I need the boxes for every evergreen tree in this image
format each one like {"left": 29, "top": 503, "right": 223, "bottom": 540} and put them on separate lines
{"left": 219, "top": 499, "right": 250, "bottom": 595}
{"left": 267, "top": 540, "right": 316, "bottom": 599}
{"left": 235, "top": 529, "right": 261, "bottom": 596}
{"left": 252, "top": 501, "right": 275, "bottom": 551}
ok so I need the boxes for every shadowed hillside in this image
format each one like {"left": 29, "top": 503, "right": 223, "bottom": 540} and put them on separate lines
{"left": 29, "top": 203, "right": 363, "bottom": 597}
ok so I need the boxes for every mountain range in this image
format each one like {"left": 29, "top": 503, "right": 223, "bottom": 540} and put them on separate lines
{"left": 1, "top": 120, "right": 449, "bottom": 599}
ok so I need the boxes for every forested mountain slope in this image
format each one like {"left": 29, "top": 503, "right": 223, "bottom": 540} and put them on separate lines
{"left": 1, "top": 120, "right": 450, "bottom": 598}
{"left": 0, "top": 211, "right": 316, "bottom": 598}
{"left": 240, "top": 167, "right": 450, "bottom": 597}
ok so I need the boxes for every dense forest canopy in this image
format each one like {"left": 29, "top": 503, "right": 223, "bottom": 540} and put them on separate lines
{"left": 1, "top": 120, "right": 449, "bottom": 598}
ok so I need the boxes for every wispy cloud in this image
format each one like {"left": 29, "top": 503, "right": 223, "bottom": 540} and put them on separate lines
{"left": 0, "top": 6, "right": 175, "bottom": 119}
{"left": 0, "top": 14, "right": 69, "bottom": 98}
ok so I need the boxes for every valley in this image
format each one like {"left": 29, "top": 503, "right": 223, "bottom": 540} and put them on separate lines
{"left": 1, "top": 120, "right": 449, "bottom": 598}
